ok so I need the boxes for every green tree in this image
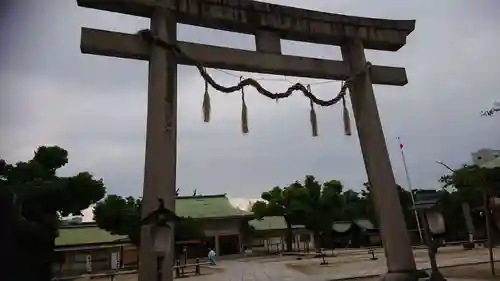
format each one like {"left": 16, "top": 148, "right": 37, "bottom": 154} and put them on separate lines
{"left": 295, "top": 176, "right": 345, "bottom": 249}
{"left": 1, "top": 146, "right": 106, "bottom": 281}
{"left": 93, "top": 195, "right": 142, "bottom": 245}
{"left": 438, "top": 189, "right": 470, "bottom": 241}
{"left": 358, "top": 182, "right": 376, "bottom": 223}
{"left": 93, "top": 195, "right": 206, "bottom": 247}
{"left": 440, "top": 164, "right": 500, "bottom": 202}
{"left": 251, "top": 185, "right": 303, "bottom": 252}
{"left": 440, "top": 164, "right": 500, "bottom": 239}
{"left": 252, "top": 177, "right": 349, "bottom": 251}
{"left": 340, "top": 189, "right": 365, "bottom": 221}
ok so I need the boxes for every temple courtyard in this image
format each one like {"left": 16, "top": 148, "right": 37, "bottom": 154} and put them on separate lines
{"left": 74, "top": 246, "right": 500, "bottom": 281}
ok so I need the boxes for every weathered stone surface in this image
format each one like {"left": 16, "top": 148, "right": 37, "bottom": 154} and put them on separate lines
{"left": 255, "top": 30, "right": 281, "bottom": 54}
{"left": 77, "top": 0, "right": 415, "bottom": 51}
{"left": 138, "top": 9, "right": 177, "bottom": 281}
{"left": 80, "top": 28, "right": 409, "bottom": 86}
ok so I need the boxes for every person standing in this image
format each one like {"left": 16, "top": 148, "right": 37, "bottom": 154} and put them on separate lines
{"left": 207, "top": 248, "right": 216, "bottom": 265}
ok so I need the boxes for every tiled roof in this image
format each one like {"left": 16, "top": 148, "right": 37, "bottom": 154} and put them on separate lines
{"left": 176, "top": 194, "right": 252, "bottom": 219}
{"left": 56, "top": 194, "right": 252, "bottom": 247}
{"left": 332, "top": 219, "right": 376, "bottom": 233}
{"left": 249, "top": 216, "right": 304, "bottom": 231}
{"left": 56, "top": 224, "right": 127, "bottom": 247}
{"left": 332, "top": 222, "right": 352, "bottom": 233}
{"left": 354, "top": 219, "right": 376, "bottom": 230}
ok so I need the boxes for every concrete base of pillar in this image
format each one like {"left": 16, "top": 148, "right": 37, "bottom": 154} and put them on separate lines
{"left": 380, "top": 270, "right": 429, "bottom": 281}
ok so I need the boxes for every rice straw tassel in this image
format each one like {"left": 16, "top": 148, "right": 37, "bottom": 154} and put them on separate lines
{"left": 308, "top": 85, "right": 318, "bottom": 137}
{"left": 240, "top": 77, "right": 249, "bottom": 134}
{"left": 202, "top": 77, "right": 211, "bottom": 123}
{"left": 342, "top": 88, "right": 352, "bottom": 136}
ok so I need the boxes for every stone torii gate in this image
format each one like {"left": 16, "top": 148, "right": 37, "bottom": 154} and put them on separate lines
{"left": 77, "top": 1, "right": 419, "bottom": 280}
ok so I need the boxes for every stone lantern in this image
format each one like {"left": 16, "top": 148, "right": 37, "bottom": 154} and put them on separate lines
{"left": 413, "top": 190, "right": 446, "bottom": 281}
{"left": 141, "top": 199, "right": 180, "bottom": 281}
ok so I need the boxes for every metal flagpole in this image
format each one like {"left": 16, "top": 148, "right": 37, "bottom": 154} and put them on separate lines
{"left": 397, "top": 137, "right": 424, "bottom": 245}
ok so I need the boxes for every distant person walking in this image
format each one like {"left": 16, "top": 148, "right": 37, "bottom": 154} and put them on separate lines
{"left": 207, "top": 248, "right": 216, "bottom": 265}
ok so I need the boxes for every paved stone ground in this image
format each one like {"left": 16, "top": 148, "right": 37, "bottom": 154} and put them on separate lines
{"left": 181, "top": 261, "right": 317, "bottom": 281}
{"left": 175, "top": 261, "right": 493, "bottom": 281}
{"left": 185, "top": 246, "right": 500, "bottom": 281}
{"left": 282, "top": 246, "right": 500, "bottom": 280}
{"left": 82, "top": 246, "right": 499, "bottom": 281}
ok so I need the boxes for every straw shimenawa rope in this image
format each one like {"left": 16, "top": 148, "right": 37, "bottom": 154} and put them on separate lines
{"left": 137, "top": 29, "right": 370, "bottom": 136}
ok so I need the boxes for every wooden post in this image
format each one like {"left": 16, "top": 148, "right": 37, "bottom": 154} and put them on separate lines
{"left": 195, "top": 257, "right": 200, "bottom": 275}
{"left": 483, "top": 190, "right": 495, "bottom": 275}
{"left": 341, "top": 39, "right": 418, "bottom": 279}
{"left": 175, "top": 260, "right": 180, "bottom": 278}
{"left": 138, "top": 8, "right": 177, "bottom": 281}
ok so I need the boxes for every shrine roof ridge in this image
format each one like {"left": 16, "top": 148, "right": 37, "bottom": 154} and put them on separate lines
{"left": 176, "top": 194, "right": 227, "bottom": 199}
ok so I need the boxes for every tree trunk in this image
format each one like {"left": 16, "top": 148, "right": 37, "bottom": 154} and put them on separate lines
{"left": 41, "top": 236, "right": 56, "bottom": 281}
{"left": 462, "top": 202, "right": 475, "bottom": 242}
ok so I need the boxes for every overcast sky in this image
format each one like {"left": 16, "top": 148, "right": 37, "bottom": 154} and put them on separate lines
{"left": 1, "top": 0, "right": 499, "bottom": 202}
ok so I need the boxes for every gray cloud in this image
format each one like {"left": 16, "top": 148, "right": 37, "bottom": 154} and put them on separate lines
{"left": 1, "top": 0, "right": 499, "bottom": 199}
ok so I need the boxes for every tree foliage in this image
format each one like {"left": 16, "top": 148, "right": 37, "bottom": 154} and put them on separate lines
{"left": 252, "top": 176, "right": 382, "bottom": 250}
{"left": 438, "top": 164, "right": 500, "bottom": 239}
{"left": 293, "top": 177, "right": 344, "bottom": 248}
{"left": 93, "top": 195, "right": 142, "bottom": 245}
{"left": 440, "top": 164, "right": 500, "bottom": 204}
{"left": 1, "top": 146, "right": 106, "bottom": 281}
{"left": 252, "top": 175, "right": 467, "bottom": 250}
{"left": 93, "top": 195, "right": 206, "bottom": 247}
{"left": 481, "top": 101, "right": 500, "bottom": 116}
{"left": 251, "top": 185, "right": 302, "bottom": 251}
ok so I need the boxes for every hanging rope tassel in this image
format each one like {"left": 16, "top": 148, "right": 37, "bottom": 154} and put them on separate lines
{"left": 240, "top": 76, "right": 249, "bottom": 134}
{"left": 202, "top": 77, "right": 211, "bottom": 123}
{"left": 342, "top": 90, "right": 352, "bottom": 136}
{"left": 307, "top": 85, "right": 318, "bottom": 137}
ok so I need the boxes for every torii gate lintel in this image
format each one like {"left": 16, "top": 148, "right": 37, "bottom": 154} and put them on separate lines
{"left": 77, "top": 0, "right": 415, "bottom": 51}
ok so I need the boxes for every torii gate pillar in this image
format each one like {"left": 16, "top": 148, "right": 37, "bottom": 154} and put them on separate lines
{"left": 139, "top": 9, "right": 178, "bottom": 281}
{"left": 342, "top": 39, "right": 421, "bottom": 280}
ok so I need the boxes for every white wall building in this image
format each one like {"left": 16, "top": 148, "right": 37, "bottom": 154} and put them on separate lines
{"left": 472, "top": 148, "right": 500, "bottom": 168}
